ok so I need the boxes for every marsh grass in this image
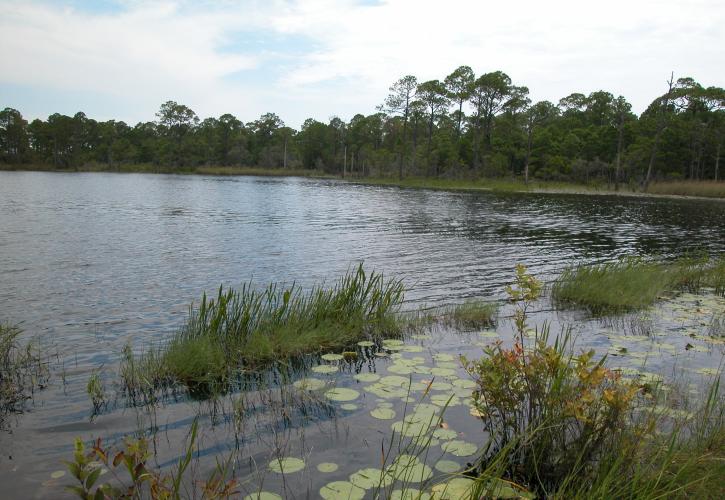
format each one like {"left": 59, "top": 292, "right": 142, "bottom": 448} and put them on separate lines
{"left": 442, "top": 300, "right": 498, "bottom": 330}
{"left": 647, "top": 180, "right": 725, "bottom": 198}
{"left": 1, "top": 323, "right": 49, "bottom": 426}
{"left": 121, "top": 265, "right": 405, "bottom": 396}
{"left": 552, "top": 256, "right": 725, "bottom": 315}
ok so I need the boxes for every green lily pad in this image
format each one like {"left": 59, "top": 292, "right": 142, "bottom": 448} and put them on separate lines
{"left": 452, "top": 379, "right": 476, "bottom": 389}
{"left": 433, "top": 354, "right": 455, "bottom": 362}
{"left": 431, "top": 477, "right": 476, "bottom": 499}
{"left": 349, "top": 468, "right": 393, "bottom": 489}
{"left": 321, "top": 353, "right": 344, "bottom": 361}
{"left": 268, "top": 457, "right": 305, "bottom": 473}
{"left": 320, "top": 481, "right": 365, "bottom": 500}
{"left": 432, "top": 428, "right": 457, "bottom": 440}
{"left": 292, "top": 378, "right": 327, "bottom": 391}
{"left": 50, "top": 470, "right": 66, "bottom": 479}
{"left": 431, "top": 367, "right": 456, "bottom": 377}
{"left": 341, "top": 403, "right": 359, "bottom": 411}
{"left": 354, "top": 372, "right": 380, "bottom": 382}
{"left": 370, "top": 407, "right": 396, "bottom": 420}
{"left": 389, "top": 488, "right": 431, "bottom": 500}
{"left": 382, "top": 339, "right": 404, "bottom": 346}
{"left": 379, "top": 375, "right": 411, "bottom": 387}
{"left": 696, "top": 367, "right": 720, "bottom": 376}
{"left": 441, "top": 440, "right": 477, "bottom": 457}
{"left": 243, "top": 493, "right": 282, "bottom": 500}
{"left": 317, "top": 462, "right": 339, "bottom": 473}
{"left": 312, "top": 365, "right": 338, "bottom": 374}
{"left": 388, "top": 364, "right": 414, "bottom": 375}
{"left": 357, "top": 341, "right": 375, "bottom": 347}
{"left": 325, "top": 388, "right": 360, "bottom": 402}
{"left": 434, "top": 460, "right": 461, "bottom": 473}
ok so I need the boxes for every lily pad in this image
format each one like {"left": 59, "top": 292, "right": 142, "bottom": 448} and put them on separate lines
{"left": 268, "top": 457, "right": 305, "bottom": 474}
{"left": 317, "top": 462, "right": 339, "bottom": 473}
{"left": 321, "top": 353, "right": 344, "bottom": 361}
{"left": 441, "top": 440, "right": 477, "bottom": 457}
{"left": 354, "top": 372, "right": 380, "bottom": 382}
{"left": 312, "top": 365, "right": 338, "bottom": 374}
{"left": 325, "top": 388, "right": 360, "bottom": 402}
{"left": 696, "top": 367, "right": 720, "bottom": 376}
{"left": 430, "top": 477, "right": 475, "bottom": 499}
{"left": 433, "top": 353, "right": 455, "bottom": 362}
{"left": 341, "top": 403, "right": 359, "bottom": 411}
{"left": 320, "top": 481, "right": 365, "bottom": 500}
{"left": 452, "top": 379, "right": 476, "bottom": 389}
{"left": 349, "top": 468, "right": 393, "bottom": 489}
{"left": 431, "top": 367, "right": 456, "bottom": 377}
{"left": 388, "top": 364, "right": 414, "bottom": 375}
{"left": 243, "top": 493, "right": 282, "bottom": 500}
{"left": 432, "top": 428, "right": 457, "bottom": 440}
{"left": 50, "top": 470, "right": 66, "bottom": 479}
{"left": 390, "top": 489, "right": 431, "bottom": 500}
{"left": 292, "top": 378, "right": 327, "bottom": 391}
{"left": 370, "top": 407, "right": 396, "bottom": 420}
{"left": 434, "top": 460, "right": 461, "bottom": 473}
{"left": 357, "top": 341, "right": 375, "bottom": 347}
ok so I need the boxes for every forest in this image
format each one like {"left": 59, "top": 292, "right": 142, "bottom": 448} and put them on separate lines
{"left": 1, "top": 68, "right": 723, "bottom": 187}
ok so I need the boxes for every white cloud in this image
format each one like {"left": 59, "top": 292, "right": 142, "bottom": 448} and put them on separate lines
{"left": 0, "top": 0, "right": 723, "bottom": 127}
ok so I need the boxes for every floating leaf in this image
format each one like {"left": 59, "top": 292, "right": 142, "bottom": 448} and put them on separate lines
{"left": 268, "top": 457, "right": 305, "bottom": 474}
{"left": 452, "top": 379, "right": 476, "bottom": 389}
{"left": 354, "top": 372, "right": 380, "bottom": 382}
{"left": 317, "top": 462, "right": 339, "bottom": 473}
{"left": 293, "top": 378, "right": 327, "bottom": 391}
{"left": 243, "top": 493, "right": 282, "bottom": 500}
{"left": 320, "top": 481, "right": 365, "bottom": 500}
{"left": 370, "top": 407, "right": 396, "bottom": 420}
{"left": 357, "top": 341, "right": 375, "bottom": 347}
{"left": 430, "top": 477, "right": 475, "bottom": 499}
{"left": 388, "top": 364, "right": 414, "bottom": 375}
{"left": 341, "top": 403, "right": 359, "bottom": 411}
{"left": 431, "top": 368, "right": 456, "bottom": 377}
{"left": 433, "top": 354, "right": 455, "bottom": 362}
{"left": 321, "top": 353, "right": 344, "bottom": 361}
{"left": 312, "top": 365, "right": 338, "bottom": 374}
{"left": 441, "top": 440, "right": 477, "bottom": 457}
{"left": 696, "top": 367, "right": 720, "bottom": 376}
{"left": 324, "top": 388, "right": 360, "bottom": 402}
{"left": 50, "top": 471, "right": 65, "bottom": 479}
{"left": 389, "top": 489, "right": 431, "bottom": 500}
{"left": 349, "top": 468, "right": 393, "bottom": 489}
{"left": 434, "top": 460, "right": 461, "bottom": 473}
{"left": 432, "top": 428, "right": 457, "bottom": 440}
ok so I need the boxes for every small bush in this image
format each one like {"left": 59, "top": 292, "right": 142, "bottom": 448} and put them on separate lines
{"left": 1, "top": 323, "right": 48, "bottom": 426}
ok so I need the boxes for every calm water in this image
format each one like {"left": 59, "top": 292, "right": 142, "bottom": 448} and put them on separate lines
{"left": 1, "top": 171, "right": 724, "bottom": 498}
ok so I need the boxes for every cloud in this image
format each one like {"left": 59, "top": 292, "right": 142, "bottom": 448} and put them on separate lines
{"left": 0, "top": 0, "right": 723, "bottom": 127}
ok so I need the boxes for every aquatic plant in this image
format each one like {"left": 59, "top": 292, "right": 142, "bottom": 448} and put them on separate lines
{"left": 552, "top": 255, "right": 725, "bottom": 315}
{"left": 86, "top": 372, "right": 106, "bottom": 414}
{"left": 63, "top": 420, "right": 238, "bottom": 499}
{"left": 1, "top": 323, "right": 48, "bottom": 427}
{"left": 443, "top": 300, "right": 497, "bottom": 329}
{"left": 121, "top": 264, "right": 404, "bottom": 395}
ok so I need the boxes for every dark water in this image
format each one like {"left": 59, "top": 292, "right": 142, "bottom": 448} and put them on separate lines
{"left": 1, "top": 171, "right": 724, "bottom": 498}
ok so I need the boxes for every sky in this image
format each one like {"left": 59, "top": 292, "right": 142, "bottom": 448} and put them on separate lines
{"left": 0, "top": 0, "right": 723, "bottom": 129}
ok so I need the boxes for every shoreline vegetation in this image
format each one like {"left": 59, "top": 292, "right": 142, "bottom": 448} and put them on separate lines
{"left": 2, "top": 163, "right": 724, "bottom": 199}
{"left": 67, "top": 265, "right": 724, "bottom": 499}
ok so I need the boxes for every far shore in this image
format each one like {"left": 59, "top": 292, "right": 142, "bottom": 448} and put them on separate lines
{"left": 2, "top": 163, "right": 723, "bottom": 201}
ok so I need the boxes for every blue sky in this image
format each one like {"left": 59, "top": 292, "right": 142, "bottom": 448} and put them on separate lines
{"left": 1, "top": 0, "right": 723, "bottom": 129}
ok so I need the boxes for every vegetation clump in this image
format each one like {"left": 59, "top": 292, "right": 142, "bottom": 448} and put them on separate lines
{"left": 462, "top": 265, "right": 724, "bottom": 497}
{"left": 121, "top": 265, "right": 404, "bottom": 395}
{"left": 1, "top": 323, "right": 48, "bottom": 427}
{"left": 552, "top": 255, "right": 725, "bottom": 315}
{"left": 444, "top": 300, "right": 497, "bottom": 329}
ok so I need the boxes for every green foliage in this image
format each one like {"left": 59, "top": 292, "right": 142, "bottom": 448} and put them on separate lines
{"left": 553, "top": 256, "right": 725, "bottom": 315}
{"left": 444, "top": 300, "right": 497, "bottom": 329}
{"left": 122, "top": 264, "right": 405, "bottom": 395}
{"left": 86, "top": 372, "right": 105, "bottom": 414}
{"left": 1, "top": 323, "right": 48, "bottom": 426}
{"left": 63, "top": 420, "right": 237, "bottom": 499}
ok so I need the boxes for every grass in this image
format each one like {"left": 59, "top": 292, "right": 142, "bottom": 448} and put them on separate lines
{"left": 1, "top": 323, "right": 48, "bottom": 426}
{"left": 0, "top": 163, "right": 328, "bottom": 178}
{"left": 443, "top": 299, "right": 498, "bottom": 329}
{"left": 647, "top": 180, "right": 725, "bottom": 198}
{"left": 552, "top": 256, "right": 725, "bottom": 315}
{"left": 121, "top": 264, "right": 405, "bottom": 395}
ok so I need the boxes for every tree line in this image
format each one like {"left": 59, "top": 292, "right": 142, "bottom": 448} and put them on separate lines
{"left": 1, "top": 68, "right": 723, "bottom": 186}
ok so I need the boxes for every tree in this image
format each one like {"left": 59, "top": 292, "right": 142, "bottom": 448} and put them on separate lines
{"left": 416, "top": 80, "right": 450, "bottom": 175}
{"left": 643, "top": 74, "right": 675, "bottom": 190}
{"left": 523, "top": 101, "right": 558, "bottom": 183}
{"left": 611, "top": 96, "right": 633, "bottom": 190}
{"left": 444, "top": 66, "right": 475, "bottom": 141}
{"left": 468, "top": 71, "right": 514, "bottom": 169}
{"left": 383, "top": 75, "right": 418, "bottom": 179}
{"left": 0, "top": 108, "right": 29, "bottom": 163}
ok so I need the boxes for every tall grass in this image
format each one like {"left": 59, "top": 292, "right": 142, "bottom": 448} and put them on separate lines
{"left": 552, "top": 256, "right": 725, "bottom": 315}
{"left": 647, "top": 180, "right": 725, "bottom": 198}
{"left": 122, "top": 264, "right": 404, "bottom": 394}
{"left": 1, "top": 323, "right": 48, "bottom": 426}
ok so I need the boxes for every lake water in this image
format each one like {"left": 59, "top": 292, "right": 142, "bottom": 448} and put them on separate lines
{"left": 1, "top": 171, "right": 724, "bottom": 498}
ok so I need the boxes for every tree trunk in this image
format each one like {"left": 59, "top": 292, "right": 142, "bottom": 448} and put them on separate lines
{"left": 615, "top": 114, "right": 624, "bottom": 191}
{"left": 643, "top": 73, "right": 674, "bottom": 191}
{"left": 524, "top": 125, "right": 533, "bottom": 185}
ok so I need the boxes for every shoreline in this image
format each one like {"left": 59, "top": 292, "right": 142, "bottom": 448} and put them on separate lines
{"left": 2, "top": 164, "right": 723, "bottom": 201}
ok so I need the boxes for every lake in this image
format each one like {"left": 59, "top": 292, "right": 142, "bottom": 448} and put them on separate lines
{"left": 1, "top": 171, "right": 724, "bottom": 498}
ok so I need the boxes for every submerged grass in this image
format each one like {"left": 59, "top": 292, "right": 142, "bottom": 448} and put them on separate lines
{"left": 552, "top": 255, "right": 725, "bottom": 315}
{"left": 443, "top": 300, "right": 497, "bottom": 330}
{"left": 122, "top": 264, "right": 405, "bottom": 395}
